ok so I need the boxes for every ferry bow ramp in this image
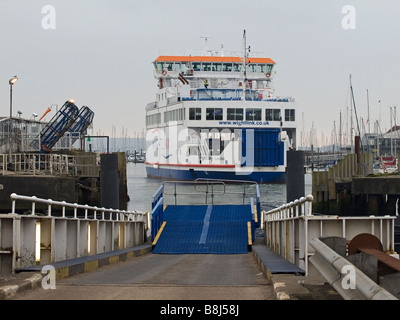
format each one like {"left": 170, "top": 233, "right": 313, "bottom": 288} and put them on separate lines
{"left": 152, "top": 204, "right": 255, "bottom": 254}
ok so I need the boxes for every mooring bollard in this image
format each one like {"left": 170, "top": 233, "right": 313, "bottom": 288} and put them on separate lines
{"left": 286, "top": 150, "right": 305, "bottom": 203}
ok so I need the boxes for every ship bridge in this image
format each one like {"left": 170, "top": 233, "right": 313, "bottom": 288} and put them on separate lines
{"left": 153, "top": 55, "right": 277, "bottom": 99}
{"left": 154, "top": 55, "right": 275, "bottom": 80}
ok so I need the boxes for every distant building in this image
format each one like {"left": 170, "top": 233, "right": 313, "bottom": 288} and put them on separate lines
{"left": 361, "top": 126, "right": 400, "bottom": 157}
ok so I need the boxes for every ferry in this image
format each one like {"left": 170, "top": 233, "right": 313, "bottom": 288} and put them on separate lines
{"left": 144, "top": 33, "right": 297, "bottom": 183}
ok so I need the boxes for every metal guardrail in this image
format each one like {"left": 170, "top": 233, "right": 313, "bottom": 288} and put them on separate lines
{"left": 0, "top": 153, "right": 100, "bottom": 177}
{"left": 264, "top": 194, "right": 314, "bottom": 220}
{"left": 162, "top": 178, "right": 260, "bottom": 206}
{"left": 263, "top": 195, "right": 396, "bottom": 276}
{"left": 309, "top": 237, "right": 398, "bottom": 300}
{"left": 1, "top": 194, "right": 148, "bottom": 273}
{"left": 0, "top": 153, "right": 70, "bottom": 175}
{"left": 10, "top": 193, "right": 145, "bottom": 221}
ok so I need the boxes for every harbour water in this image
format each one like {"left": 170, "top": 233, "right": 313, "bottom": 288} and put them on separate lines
{"left": 126, "top": 163, "right": 312, "bottom": 213}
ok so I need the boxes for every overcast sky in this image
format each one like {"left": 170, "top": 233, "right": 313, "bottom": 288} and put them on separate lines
{"left": 1, "top": 0, "right": 399, "bottom": 147}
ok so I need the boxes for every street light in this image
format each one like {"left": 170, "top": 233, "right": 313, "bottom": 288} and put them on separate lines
{"left": 9, "top": 76, "right": 18, "bottom": 117}
{"left": 8, "top": 76, "right": 18, "bottom": 164}
{"left": 9, "top": 76, "right": 18, "bottom": 85}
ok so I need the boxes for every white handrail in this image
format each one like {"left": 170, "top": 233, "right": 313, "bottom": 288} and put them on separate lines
{"left": 263, "top": 194, "right": 314, "bottom": 221}
{"left": 10, "top": 193, "right": 145, "bottom": 222}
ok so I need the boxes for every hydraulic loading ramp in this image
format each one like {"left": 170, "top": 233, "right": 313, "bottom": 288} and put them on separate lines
{"left": 152, "top": 204, "right": 254, "bottom": 254}
{"left": 150, "top": 180, "right": 260, "bottom": 254}
{"left": 30, "top": 100, "right": 94, "bottom": 152}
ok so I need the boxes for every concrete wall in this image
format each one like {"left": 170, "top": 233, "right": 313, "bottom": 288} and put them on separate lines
{"left": 0, "top": 151, "right": 130, "bottom": 212}
{"left": 0, "top": 175, "right": 76, "bottom": 212}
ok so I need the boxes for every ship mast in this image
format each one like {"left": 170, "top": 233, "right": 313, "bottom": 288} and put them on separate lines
{"left": 200, "top": 36, "right": 212, "bottom": 56}
{"left": 242, "top": 30, "right": 250, "bottom": 101}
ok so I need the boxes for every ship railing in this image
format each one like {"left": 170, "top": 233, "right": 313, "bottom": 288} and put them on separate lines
{"left": 182, "top": 89, "right": 295, "bottom": 102}
{"left": 146, "top": 91, "right": 295, "bottom": 109}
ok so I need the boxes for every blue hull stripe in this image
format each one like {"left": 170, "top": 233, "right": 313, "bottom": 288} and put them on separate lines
{"left": 146, "top": 165, "right": 286, "bottom": 183}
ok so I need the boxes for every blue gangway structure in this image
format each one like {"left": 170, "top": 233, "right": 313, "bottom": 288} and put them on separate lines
{"left": 151, "top": 179, "right": 260, "bottom": 254}
{"left": 65, "top": 105, "right": 95, "bottom": 145}
{"left": 31, "top": 100, "right": 79, "bottom": 152}
{"left": 30, "top": 101, "right": 95, "bottom": 152}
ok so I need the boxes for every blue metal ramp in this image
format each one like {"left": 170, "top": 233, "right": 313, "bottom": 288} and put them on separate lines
{"left": 152, "top": 205, "right": 254, "bottom": 254}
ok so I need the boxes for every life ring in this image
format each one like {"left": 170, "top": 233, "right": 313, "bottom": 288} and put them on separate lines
{"left": 162, "top": 70, "right": 167, "bottom": 76}
{"left": 266, "top": 72, "right": 271, "bottom": 78}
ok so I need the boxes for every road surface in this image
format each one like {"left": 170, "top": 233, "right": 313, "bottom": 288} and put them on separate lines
{"left": 12, "top": 253, "right": 274, "bottom": 300}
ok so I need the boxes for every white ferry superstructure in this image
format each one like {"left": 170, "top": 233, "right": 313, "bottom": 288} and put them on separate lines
{"left": 144, "top": 40, "right": 297, "bottom": 183}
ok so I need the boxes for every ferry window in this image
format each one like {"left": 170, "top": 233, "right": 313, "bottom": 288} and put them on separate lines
{"left": 188, "top": 146, "right": 199, "bottom": 156}
{"left": 227, "top": 108, "right": 243, "bottom": 120}
{"left": 173, "top": 63, "right": 181, "bottom": 72}
{"left": 214, "top": 63, "right": 222, "bottom": 71}
{"left": 215, "top": 108, "right": 223, "bottom": 120}
{"left": 189, "top": 108, "right": 201, "bottom": 120}
{"left": 259, "top": 64, "right": 267, "bottom": 73}
{"left": 164, "top": 109, "right": 184, "bottom": 123}
{"left": 246, "top": 64, "right": 256, "bottom": 73}
{"left": 182, "top": 63, "right": 189, "bottom": 73}
{"left": 201, "top": 63, "right": 212, "bottom": 71}
{"left": 285, "top": 109, "right": 295, "bottom": 121}
{"left": 146, "top": 113, "right": 161, "bottom": 126}
{"left": 266, "top": 109, "right": 281, "bottom": 121}
{"left": 193, "top": 62, "right": 201, "bottom": 71}
{"left": 246, "top": 108, "right": 262, "bottom": 121}
{"left": 155, "top": 62, "right": 163, "bottom": 72}
{"left": 267, "top": 64, "right": 273, "bottom": 73}
{"left": 222, "top": 63, "right": 233, "bottom": 72}
{"left": 206, "top": 108, "right": 223, "bottom": 120}
{"left": 164, "top": 63, "right": 173, "bottom": 71}
{"left": 254, "top": 65, "right": 262, "bottom": 73}
{"left": 233, "top": 63, "right": 242, "bottom": 72}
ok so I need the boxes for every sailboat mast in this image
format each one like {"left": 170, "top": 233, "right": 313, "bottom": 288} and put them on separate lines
{"left": 350, "top": 74, "right": 362, "bottom": 149}
{"left": 367, "top": 89, "right": 370, "bottom": 135}
{"left": 339, "top": 110, "right": 342, "bottom": 149}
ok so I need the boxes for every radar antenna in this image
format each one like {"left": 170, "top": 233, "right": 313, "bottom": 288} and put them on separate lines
{"left": 200, "top": 36, "right": 213, "bottom": 56}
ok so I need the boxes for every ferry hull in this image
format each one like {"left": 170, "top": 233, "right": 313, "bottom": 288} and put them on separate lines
{"left": 145, "top": 164, "right": 286, "bottom": 183}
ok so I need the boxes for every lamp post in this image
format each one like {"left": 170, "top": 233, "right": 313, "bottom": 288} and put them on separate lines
{"left": 8, "top": 76, "right": 18, "bottom": 164}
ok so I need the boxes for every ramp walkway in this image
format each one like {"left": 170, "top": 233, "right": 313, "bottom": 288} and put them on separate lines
{"left": 152, "top": 204, "right": 253, "bottom": 254}
{"left": 151, "top": 180, "right": 260, "bottom": 254}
